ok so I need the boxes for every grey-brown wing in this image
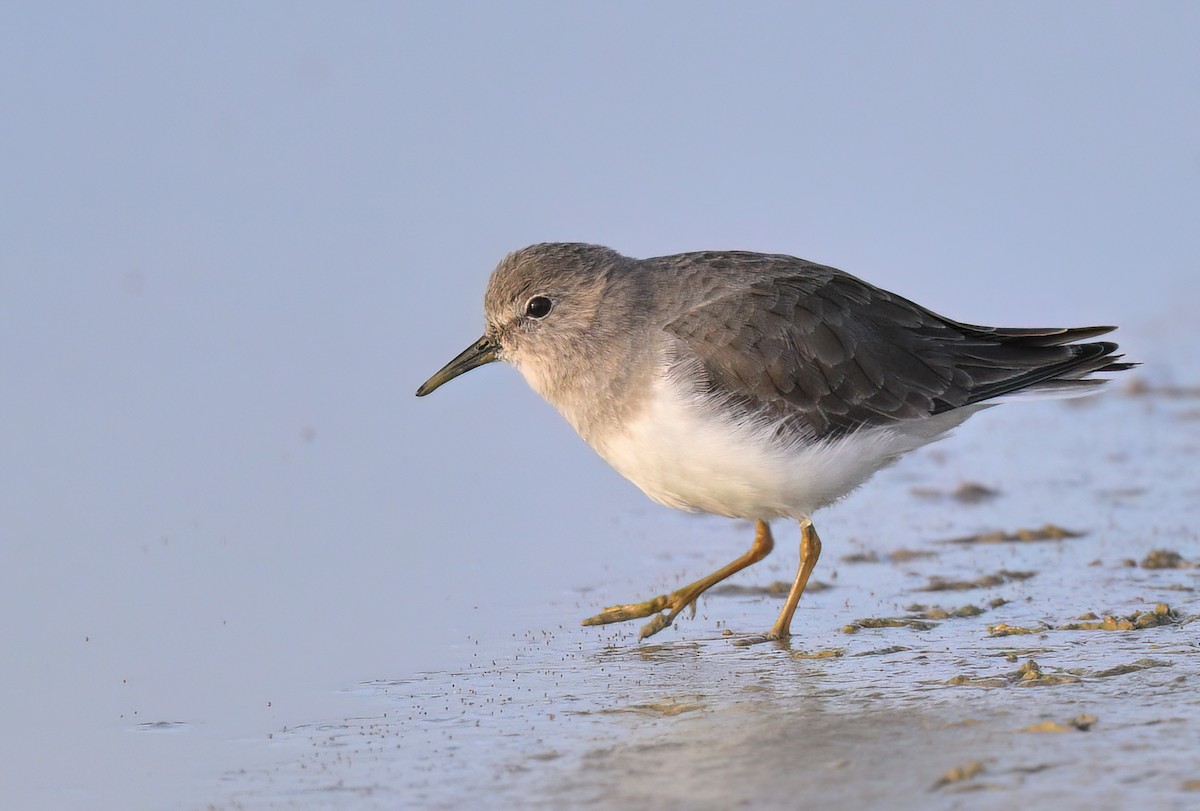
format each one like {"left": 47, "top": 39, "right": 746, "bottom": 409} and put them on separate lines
{"left": 664, "top": 266, "right": 1127, "bottom": 439}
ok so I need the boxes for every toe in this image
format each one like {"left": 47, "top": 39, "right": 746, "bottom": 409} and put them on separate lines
{"left": 638, "top": 613, "right": 673, "bottom": 639}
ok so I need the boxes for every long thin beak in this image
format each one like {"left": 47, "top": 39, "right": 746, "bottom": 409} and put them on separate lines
{"left": 415, "top": 336, "right": 500, "bottom": 396}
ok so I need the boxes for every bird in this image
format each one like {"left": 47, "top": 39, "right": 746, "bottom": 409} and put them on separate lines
{"left": 416, "top": 243, "right": 1132, "bottom": 641}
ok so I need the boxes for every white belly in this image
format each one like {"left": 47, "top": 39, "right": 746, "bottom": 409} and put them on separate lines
{"left": 592, "top": 376, "right": 976, "bottom": 520}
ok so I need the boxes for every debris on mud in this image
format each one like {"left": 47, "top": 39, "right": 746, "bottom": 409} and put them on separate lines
{"left": 1013, "top": 659, "right": 1079, "bottom": 686}
{"left": 1056, "top": 604, "right": 1177, "bottom": 631}
{"left": 988, "top": 623, "right": 1047, "bottom": 637}
{"left": 842, "top": 548, "right": 943, "bottom": 564}
{"left": 789, "top": 648, "right": 844, "bottom": 660}
{"left": 711, "top": 579, "right": 832, "bottom": 596}
{"left": 1019, "top": 714, "right": 1098, "bottom": 733}
{"left": 982, "top": 648, "right": 1055, "bottom": 660}
{"left": 584, "top": 700, "right": 706, "bottom": 718}
{"left": 932, "top": 760, "right": 985, "bottom": 790}
{"left": 905, "top": 604, "right": 985, "bottom": 620}
{"left": 1082, "top": 659, "right": 1172, "bottom": 679}
{"left": 952, "top": 656, "right": 1175, "bottom": 689}
{"left": 851, "top": 645, "right": 911, "bottom": 657}
{"left": 952, "top": 482, "right": 1001, "bottom": 503}
{"left": 948, "top": 659, "right": 1080, "bottom": 688}
{"left": 843, "top": 603, "right": 990, "bottom": 634}
{"left": 921, "top": 570, "right": 1036, "bottom": 592}
{"left": 889, "top": 547, "right": 939, "bottom": 562}
{"left": 941, "top": 525, "right": 1084, "bottom": 545}
{"left": 1140, "top": 549, "right": 1193, "bottom": 569}
{"left": 842, "top": 617, "right": 936, "bottom": 634}
{"left": 1122, "top": 377, "right": 1200, "bottom": 398}
{"left": 909, "top": 482, "right": 1000, "bottom": 503}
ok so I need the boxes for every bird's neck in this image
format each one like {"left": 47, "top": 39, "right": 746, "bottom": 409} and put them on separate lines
{"left": 519, "top": 332, "right": 661, "bottom": 447}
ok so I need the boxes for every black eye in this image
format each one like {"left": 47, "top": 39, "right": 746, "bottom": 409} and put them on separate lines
{"left": 524, "top": 296, "right": 553, "bottom": 319}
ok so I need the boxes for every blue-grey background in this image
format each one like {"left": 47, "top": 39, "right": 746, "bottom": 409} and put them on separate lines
{"left": 1, "top": 3, "right": 1196, "bottom": 807}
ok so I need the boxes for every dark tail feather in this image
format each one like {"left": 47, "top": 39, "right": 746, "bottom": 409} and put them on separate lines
{"left": 1018, "top": 345, "right": 1137, "bottom": 396}
{"left": 942, "top": 335, "right": 1136, "bottom": 410}
{"left": 974, "top": 324, "right": 1118, "bottom": 347}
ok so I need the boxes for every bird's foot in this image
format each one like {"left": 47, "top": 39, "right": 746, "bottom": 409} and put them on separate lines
{"left": 581, "top": 589, "right": 700, "bottom": 640}
{"left": 731, "top": 629, "right": 792, "bottom": 647}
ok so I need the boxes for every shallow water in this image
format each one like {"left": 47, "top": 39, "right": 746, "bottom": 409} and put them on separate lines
{"left": 214, "top": 362, "right": 1200, "bottom": 810}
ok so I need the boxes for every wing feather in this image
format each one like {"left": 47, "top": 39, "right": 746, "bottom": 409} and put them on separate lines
{"left": 661, "top": 257, "right": 1128, "bottom": 439}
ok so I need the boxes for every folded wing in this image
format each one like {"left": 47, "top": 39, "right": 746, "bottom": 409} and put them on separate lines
{"left": 664, "top": 260, "right": 1132, "bottom": 439}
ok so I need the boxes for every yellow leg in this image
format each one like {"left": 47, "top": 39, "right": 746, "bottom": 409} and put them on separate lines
{"left": 765, "top": 518, "right": 823, "bottom": 640}
{"left": 582, "top": 520, "right": 776, "bottom": 640}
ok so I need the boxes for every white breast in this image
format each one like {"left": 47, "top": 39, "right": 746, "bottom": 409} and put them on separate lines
{"left": 590, "top": 374, "right": 977, "bottom": 520}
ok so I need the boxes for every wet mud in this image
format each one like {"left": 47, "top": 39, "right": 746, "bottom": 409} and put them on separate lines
{"left": 217, "top": 380, "right": 1199, "bottom": 809}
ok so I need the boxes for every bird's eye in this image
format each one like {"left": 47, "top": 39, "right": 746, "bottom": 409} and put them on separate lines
{"left": 524, "top": 296, "right": 553, "bottom": 319}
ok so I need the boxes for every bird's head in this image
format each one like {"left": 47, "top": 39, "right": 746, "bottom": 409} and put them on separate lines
{"left": 415, "top": 243, "right": 628, "bottom": 400}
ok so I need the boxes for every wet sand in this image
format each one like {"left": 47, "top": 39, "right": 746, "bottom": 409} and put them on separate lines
{"left": 217, "top": 373, "right": 1200, "bottom": 810}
